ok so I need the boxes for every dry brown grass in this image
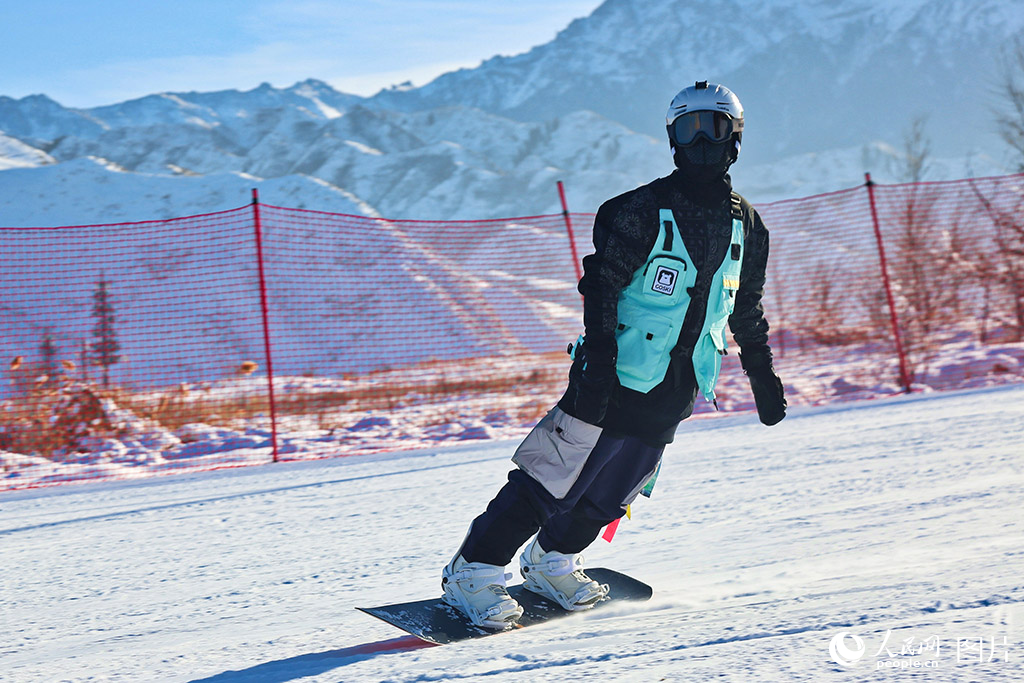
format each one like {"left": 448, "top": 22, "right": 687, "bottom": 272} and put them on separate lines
{"left": 274, "top": 367, "right": 560, "bottom": 416}
{"left": 1, "top": 353, "right": 567, "bottom": 458}
{"left": 1, "top": 370, "right": 113, "bottom": 459}
{"left": 117, "top": 391, "right": 273, "bottom": 432}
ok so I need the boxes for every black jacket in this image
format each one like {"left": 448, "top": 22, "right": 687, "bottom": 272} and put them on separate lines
{"left": 557, "top": 170, "right": 773, "bottom": 445}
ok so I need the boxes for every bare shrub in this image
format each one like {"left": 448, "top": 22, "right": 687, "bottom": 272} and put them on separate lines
{"left": 1, "top": 370, "right": 114, "bottom": 458}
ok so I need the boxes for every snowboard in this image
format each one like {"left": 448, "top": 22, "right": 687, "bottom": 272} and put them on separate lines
{"left": 357, "top": 567, "right": 652, "bottom": 645}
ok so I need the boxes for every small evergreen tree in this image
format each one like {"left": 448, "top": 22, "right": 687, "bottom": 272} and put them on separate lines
{"left": 902, "top": 115, "right": 931, "bottom": 183}
{"left": 40, "top": 331, "right": 58, "bottom": 388}
{"left": 91, "top": 275, "right": 121, "bottom": 387}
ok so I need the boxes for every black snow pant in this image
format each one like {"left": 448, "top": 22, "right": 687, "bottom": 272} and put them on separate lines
{"left": 458, "top": 430, "right": 664, "bottom": 566}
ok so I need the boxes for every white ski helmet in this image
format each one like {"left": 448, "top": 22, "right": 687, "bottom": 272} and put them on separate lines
{"left": 665, "top": 81, "right": 744, "bottom": 159}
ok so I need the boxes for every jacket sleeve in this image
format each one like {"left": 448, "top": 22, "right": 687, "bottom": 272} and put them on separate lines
{"left": 578, "top": 198, "right": 655, "bottom": 361}
{"left": 728, "top": 204, "right": 772, "bottom": 353}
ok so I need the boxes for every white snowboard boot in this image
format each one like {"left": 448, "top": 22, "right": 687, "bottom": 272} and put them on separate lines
{"left": 441, "top": 555, "right": 524, "bottom": 630}
{"left": 519, "top": 537, "right": 609, "bottom": 611}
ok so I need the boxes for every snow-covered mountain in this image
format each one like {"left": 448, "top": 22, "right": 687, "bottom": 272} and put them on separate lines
{"left": 0, "top": 87, "right": 677, "bottom": 222}
{"left": 370, "top": 0, "right": 1024, "bottom": 164}
{"left": 0, "top": 132, "right": 54, "bottom": 171}
{"left": 0, "top": 0, "right": 1020, "bottom": 225}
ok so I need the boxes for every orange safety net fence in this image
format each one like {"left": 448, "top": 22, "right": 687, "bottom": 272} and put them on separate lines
{"left": 1, "top": 173, "right": 1022, "bottom": 489}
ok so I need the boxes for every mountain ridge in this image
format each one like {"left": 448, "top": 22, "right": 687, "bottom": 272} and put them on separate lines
{"left": 367, "top": 0, "right": 1022, "bottom": 163}
{"left": 0, "top": 0, "right": 1020, "bottom": 224}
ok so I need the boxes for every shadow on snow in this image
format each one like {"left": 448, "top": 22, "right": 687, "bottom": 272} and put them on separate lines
{"left": 187, "top": 636, "right": 436, "bottom": 683}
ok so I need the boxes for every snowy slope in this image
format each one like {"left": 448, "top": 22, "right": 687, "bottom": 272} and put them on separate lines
{"left": 2, "top": 385, "right": 1023, "bottom": 681}
{"left": 0, "top": 133, "right": 54, "bottom": 171}
{"left": 0, "top": 157, "right": 374, "bottom": 225}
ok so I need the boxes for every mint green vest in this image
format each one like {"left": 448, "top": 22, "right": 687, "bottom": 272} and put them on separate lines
{"left": 614, "top": 208, "right": 744, "bottom": 400}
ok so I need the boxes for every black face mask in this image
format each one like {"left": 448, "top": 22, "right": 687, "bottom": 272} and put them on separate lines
{"left": 672, "top": 138, "right": 733, "bottom": 182}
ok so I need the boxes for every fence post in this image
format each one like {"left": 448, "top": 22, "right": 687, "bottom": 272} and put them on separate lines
{"left": 557, "top": 181, "right": 584, "bottom": 286}
{"left": 864, "top": 173, "right": 912, "bottom": 393}
{"left": 251, "top": 188, "right": 281, "bottom": 462}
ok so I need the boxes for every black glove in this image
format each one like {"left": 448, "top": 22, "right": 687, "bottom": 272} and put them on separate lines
{"left": 740, "top": 348, "right": 787, "bottom": 426}
{"left": 572, "top": 339, "right": 617, "bottom": 425}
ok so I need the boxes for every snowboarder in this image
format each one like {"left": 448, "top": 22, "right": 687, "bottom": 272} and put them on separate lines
{"left": 441, "top": 81, "right": 787, "bottom": 629}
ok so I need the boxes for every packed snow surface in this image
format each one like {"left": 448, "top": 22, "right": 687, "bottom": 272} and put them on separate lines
{"left": 2, "top": 384, "right": 1023, "bottom": 682}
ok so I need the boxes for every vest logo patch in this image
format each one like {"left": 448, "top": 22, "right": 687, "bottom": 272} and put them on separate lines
{"left": 652, "top": 265, "right": 678, "bottom": 295}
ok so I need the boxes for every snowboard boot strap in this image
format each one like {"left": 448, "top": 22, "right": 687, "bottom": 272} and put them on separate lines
{"left": 520, "top": 543, "right": 610, "bottom": 610}
{"left": 448, "top": 564, "right": 512, "bottom": 589}
{"left": 442, "top": 557, "right": 523, "bottom": 629}
{"left": 520, "top": 552, "right": 583, "bottom": 577}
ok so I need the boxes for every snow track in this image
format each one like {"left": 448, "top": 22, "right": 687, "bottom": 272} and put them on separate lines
{"left": 2, "top": 385, "right": 1023, "bottom": 682}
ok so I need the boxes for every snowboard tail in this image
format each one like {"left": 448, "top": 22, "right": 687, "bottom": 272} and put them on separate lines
{"left": 357, "top": 567, "right": 652, "bottom": 645}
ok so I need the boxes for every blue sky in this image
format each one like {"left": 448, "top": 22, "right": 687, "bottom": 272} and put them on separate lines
{"left": 1, "top": 0, "right": 603, "bottom": 108}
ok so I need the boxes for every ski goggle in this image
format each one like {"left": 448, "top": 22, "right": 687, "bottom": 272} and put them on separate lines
{"left": 667, "top": 110, "right": 743, "bottom": 146}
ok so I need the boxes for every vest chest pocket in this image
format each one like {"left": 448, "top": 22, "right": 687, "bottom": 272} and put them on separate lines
{"left": 707, "top": 264, "right": 741, "bottom": 351}
{"left": 641, "top": 256, "right": 694, "bottom": 308}
{"left": 614, "top": 302, "right": 675, "bottom": 386}
{"left": 720, "top": 228, "right": 744, "bottom": 319}
{"left": 721, "top": 271, "right": 741, "bottom": 316}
